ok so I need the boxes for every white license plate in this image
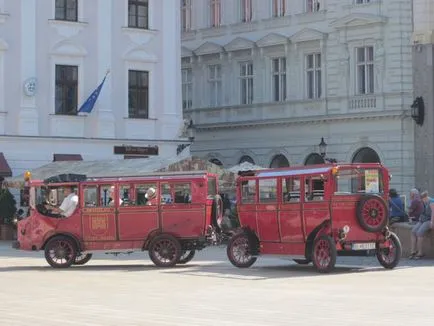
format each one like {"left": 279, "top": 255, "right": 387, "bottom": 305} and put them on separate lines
{"left": 352, "top": 242, "right": 376, "bottom": 250}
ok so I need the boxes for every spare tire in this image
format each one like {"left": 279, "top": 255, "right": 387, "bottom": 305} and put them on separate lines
{"left": 356, "top": 194, "right": 389, "bottom": 232}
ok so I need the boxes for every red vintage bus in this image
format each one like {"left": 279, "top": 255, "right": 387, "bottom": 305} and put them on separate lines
{"left": 226, "top": 163, "right": 402, "bottom": 273}
{"left": 13, "top": 171, "right": 223, "bottom": 268}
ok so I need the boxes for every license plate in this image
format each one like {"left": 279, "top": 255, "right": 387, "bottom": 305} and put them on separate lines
{"left": 352, "top": 242, "right": 376, "bottom": 250}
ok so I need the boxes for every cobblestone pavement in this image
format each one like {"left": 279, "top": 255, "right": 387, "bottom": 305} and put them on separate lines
{"left": 0, "top": 241, "right": 433, "bottom": 326}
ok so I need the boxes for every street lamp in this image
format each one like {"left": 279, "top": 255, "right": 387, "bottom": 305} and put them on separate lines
{"left": 319, "top": 137, "right": 327, "bottom": 158}
{"left": 177, "top": 119, "right": 196, "bottom": 155}
{"left": 318, "top": 137, "right": 337, "bottom": 163}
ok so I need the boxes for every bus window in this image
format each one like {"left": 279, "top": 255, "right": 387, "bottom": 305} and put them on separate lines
{"left": 282, "top": 177, "right": 300, "bottom": 203}
{"left": 241, "top": 180, "right": 256, "bottom": 204}
{"left": 259, "top": 179, "right": 277, "bottom": 203}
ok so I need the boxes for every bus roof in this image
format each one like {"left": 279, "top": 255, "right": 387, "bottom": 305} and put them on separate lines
{"left": 32, "top": 170, "right": 217, "bottom": 185}
{"left": 239, "top": 163, "right": 385, "bottom": 179}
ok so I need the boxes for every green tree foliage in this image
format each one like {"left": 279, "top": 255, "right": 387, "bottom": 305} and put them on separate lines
{"left": 0, "top": 188, "right": 17, "bottom": 225}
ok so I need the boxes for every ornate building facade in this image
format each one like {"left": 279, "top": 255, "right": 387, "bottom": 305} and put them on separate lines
{"left": 0, "top": 0, "right": 183, "bottom": 179}
{"left": 181, "top": 0, "right": 416, "bottom": 193}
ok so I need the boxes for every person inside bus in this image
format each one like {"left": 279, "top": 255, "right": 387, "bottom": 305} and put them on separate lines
{"left": 145, "top": 187, "right": 158, "bottom": 205}
{"left": 45, "top": 186, "right": 78, "bottom": 218}
{"left": 108, "top": 186, "right": 123, "bottom": 206}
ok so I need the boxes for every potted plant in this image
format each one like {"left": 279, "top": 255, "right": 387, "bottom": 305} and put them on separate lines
{"left": 0, "top": 187, "right": 17, "bottom": 240}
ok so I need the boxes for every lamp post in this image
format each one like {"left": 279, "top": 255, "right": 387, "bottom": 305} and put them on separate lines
{"left": 177, "top": 119, "right": 196, "bottom": 155}
{"left": 318, "top": 137, "right": 337, "bottom": 163}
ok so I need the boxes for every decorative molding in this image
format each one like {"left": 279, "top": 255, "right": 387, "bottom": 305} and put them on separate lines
{"left": 256, "top": 33, "right": 288, "bottom": 48}
{"left": 194, "top": 110, "right": 404, "bottom": 131}
{"left": 123, "top": 46, "right": 158, "bottom": 62}
{"left": 194, "top": 41, "right": 224, "bottom": 56}
{"left": 0, "top": 38, "right": 8, "bottom": 51}
{"left": 181, "top": 46, "right": 194, "bottom": 58}
{"left": 330, "top": 13, "right": 387, "bottom": 29}
{"left": 290, "top": 28, "right": 326, "bottom": 43}
{"left": 224, "top": 37, "right": 255, "bottom": 52}
{"left": 50, "top": 40, "right": 87, "bottom": 57}
{"left": 121, "top": 27, "right": 158, "bottom": 45}
{"left": 48, "top": 19, "right": 88, "bottom": 38}
{"left": 0, "top": 12, "right": 9, "bottom": 24}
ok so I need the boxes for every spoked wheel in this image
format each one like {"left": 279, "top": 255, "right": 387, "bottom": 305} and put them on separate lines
{"left": 312, "top": 235, "right": 337, "bottom": 273}
{"left": 73, "top": 253, "right": 93, "bottom": 265}
{"left": 293, "top": 259, "right": 311, "bottom": 265}
{"left": 376, "top": 232, "right": 402, "bottom": 269}
{"left": 227, "top": 233, "right": 257, "bottom": 268}
{"left": 44, "top": 236, "right": 77, "bottom": 269}
{"left": 177, "top": 250, "right": 196, "bottom": 264}
{"left": 148, "top": 234, "right": 182, "bottom": 267}
{"left": 356, "top": 195, "right": 389, "bottom": 232}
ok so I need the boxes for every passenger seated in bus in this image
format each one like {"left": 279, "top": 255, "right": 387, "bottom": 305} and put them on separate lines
{"left": 45, "top": 186, "right": 78, "bottom": 218}
{"left": 145, "top": 187, "right": 158, "bottom": 205}
{"left": 108, "top": 186, "right": 123, "bottom": 206}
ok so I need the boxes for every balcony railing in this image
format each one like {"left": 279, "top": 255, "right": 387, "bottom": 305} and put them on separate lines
{"left": 349, "top": 95, "right": 377, "bottom": 110}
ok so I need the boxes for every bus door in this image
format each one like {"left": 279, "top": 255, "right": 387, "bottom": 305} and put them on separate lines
{"left": 257, "top": 178, "right": 280, "bottom": 242}
{"left": 117, "top": 183, "right": 159, "bottom": 241}
{"left": 279, "top": 176, "right": 303, "bottom": 242}
{"left": 81, "top": 184, "right": 117, "bottom": 241}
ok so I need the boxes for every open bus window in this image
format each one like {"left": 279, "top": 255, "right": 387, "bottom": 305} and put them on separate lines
{"left": 259, "top": 179, "right": 277, "bottom": 203}
{"left": 136, "top": 184, "right": 157, "bottom": 206}
{"left": 335, "top": 168, "right": 383, "bottom": 194}
{"left": 83, "top": 186, "right": 98, "bottom": 207}
{"left": 282, "top": 177, "right": 300, "bottom": 203}
{"left": 241, "top": 180, "right": 256, "bottom": 204}
{"left": 305, "top": 177, "right": 324, "bottom": 201}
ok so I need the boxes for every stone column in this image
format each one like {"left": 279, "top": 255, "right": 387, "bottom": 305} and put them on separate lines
{"left": 18, "top": 0, "right": 39, "bottom": 136}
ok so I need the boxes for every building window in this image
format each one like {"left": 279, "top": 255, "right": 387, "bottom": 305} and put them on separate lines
{"left": 306, "top": 0, "right": 320, "bottom": 12}
{"left": 128, "top": 0, "right": 149, "bottom": 29}
{"left": 210, "top": 0, "right": 221, "bottom": 27}
{"left": 272, "top": 0, "right": 285, "bottom": 17}
{"left": 128, "top": 70, "right": 149, "bottom": 119}
{"left": 55, "top": 65, "right": 78, "bottom": 115}
{"left": 240, "top": 0, "right": 252, "bottom": 22}
{"left": 356, "top": 46, "right": 374, "bottom": 94}
{"left": 355, "top": 0, "right": 371, "bottom": 4}
{"left": 208, "top": 65, "right": 222, "bottom": 107}
{"left": 306, "top": 53, "right": 321, "bottom": 99}
{"left": 272, "top": 58, "right": 286, "bottom": 102}
{"left": 182, "top": 68, "right": 193, "bottom": 110}
{"left": 55, "top": 0, "right": 78, "bottom": 22}
{"left": 240, "top": 62, "right": 254, "bottom": 105}
{"left": 181, "top": 0, "right": 192, "bottom": 31}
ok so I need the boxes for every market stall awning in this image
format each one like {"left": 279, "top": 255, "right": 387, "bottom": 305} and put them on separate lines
{"left": 0, "top": 153, "right": 12, "bottom": 177}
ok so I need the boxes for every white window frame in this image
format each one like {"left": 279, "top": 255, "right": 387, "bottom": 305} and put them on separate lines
{"left": 181, "top": 0, "right": 192, "bottom": 31}
{"left": 124, "top": 0, "right": 153, "bottom": 29}
{"left": 305, "top": 0, "right": 321, "bottom": 13}
{"left": 210, "top": 0, "right": 221, "bottom": 27}
{"left": 239, "top": 61, "right": 254, "bottom": 105}
{"left": 272, "top": 0, "right": 285, "bottom": 17}
{"left": 305, "top": 53, "right": 321, "bottom": 99}
{"left": 125, "top": 61, "right": 155, "bottom": 119}
{"left": 355, "top": 0, "right": 371, "bottom": 4}
{"left": 0, "top": 49, "right": 5, "bottom": 112}
{"left": 240, "top": 0, "right": 252, "bottom": 22}
{"left": 355, "top": 46, "right": 375, "bottom": 95}
{"left": 51, "top": 0, "right": 84, "bottom": 22}
{"left": 50, "top": 56, "right": 84, "bottom": 115}
{"left": 208, "top": 64, "right": 222, "bottom": 107}
{"left": 271, "top": 57, "right": 286, "bottom": 102}
{"left": 182, "top": 68, "right": 193, "bottom": 110}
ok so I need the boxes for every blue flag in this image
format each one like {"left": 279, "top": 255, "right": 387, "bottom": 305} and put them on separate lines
{"left": 77, "top": 75, "right": 107, "bottom": 114}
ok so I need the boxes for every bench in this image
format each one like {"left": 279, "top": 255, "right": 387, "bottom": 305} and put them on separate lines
{"left": 389, "top": 222, "right": 434, "bottom": 258}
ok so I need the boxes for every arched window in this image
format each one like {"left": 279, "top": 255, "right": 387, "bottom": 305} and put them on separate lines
{"left": 269, "top": 154, "right": 290, "bottom": 168}
{"left": 239, "top": 155, "right": 255, "bottom": 164}
{"left": 352, "top": 147, "right": 380, "bottom": 163}
{"left": 304, "top": 153, "right": 325, "bottom": 165}
{"left": 209, "top": 158, "right": 223, "bottom": 166}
